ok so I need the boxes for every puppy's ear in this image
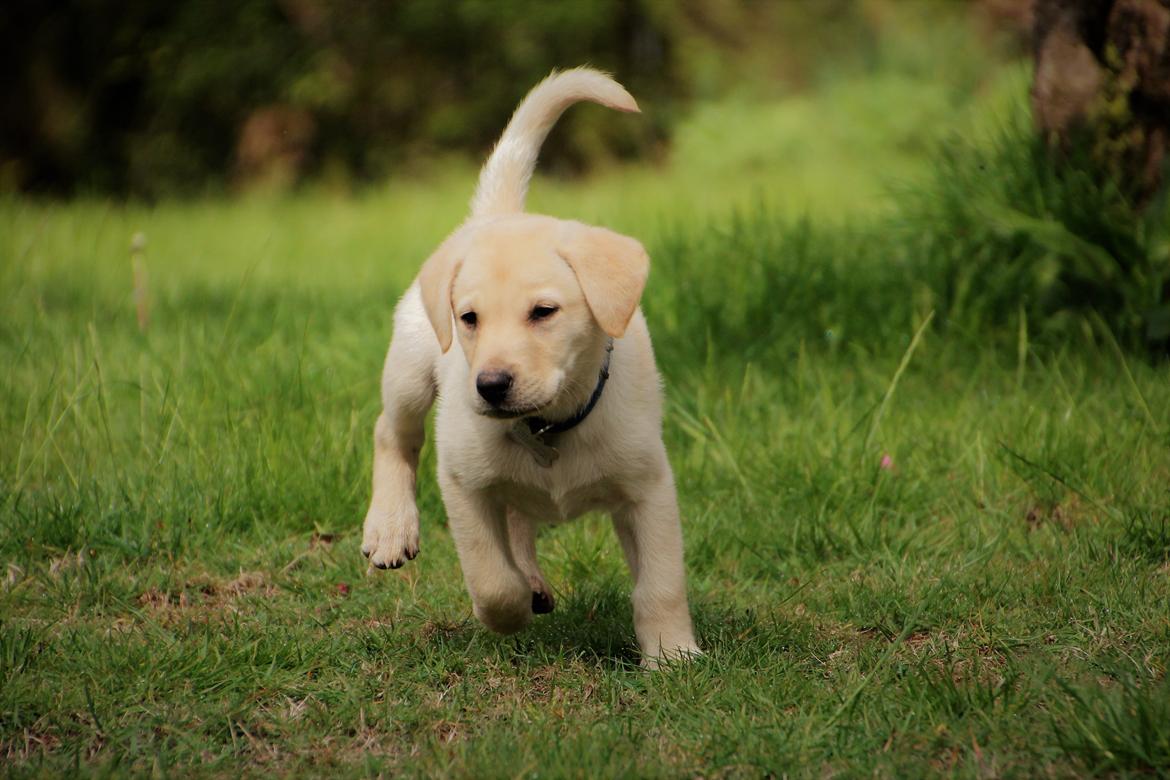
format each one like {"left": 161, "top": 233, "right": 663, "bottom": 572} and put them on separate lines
{"left": 417, "top": 230, "right": 468, "bottom": 353}
{"left": 557, "top": 223, "right": 649, "bottom": 338}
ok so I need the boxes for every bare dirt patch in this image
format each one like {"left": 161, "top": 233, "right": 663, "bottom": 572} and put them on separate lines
{"left": 135, "top": 570, "right": 280, "bottom": 622}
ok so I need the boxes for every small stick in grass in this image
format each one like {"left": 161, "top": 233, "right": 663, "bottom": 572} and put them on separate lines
{"left": 130, "top": 231, "right": 149, "bottom": 332}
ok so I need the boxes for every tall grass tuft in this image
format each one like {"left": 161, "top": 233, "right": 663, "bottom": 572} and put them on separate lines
{"left": 1054, "top": 672, "right": 1170, "bottom": 774}
{"left": 647, "top": 112, "right": 1169, "bottom": 365}
{"left": 646, "top": 211, "right": 921, "bottom": 372}
{"left": 900, "top": 118, "right": 1170, "bottom": 354}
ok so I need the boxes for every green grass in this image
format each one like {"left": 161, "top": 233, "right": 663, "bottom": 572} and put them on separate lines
{"left": 3, "top": 72, "right": 1170, "bottom": 776}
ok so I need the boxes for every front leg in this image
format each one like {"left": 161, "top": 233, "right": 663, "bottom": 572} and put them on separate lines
{"left": 442, "top": 478, "right": 532, "bottom": 634}
{"left": 362, "top": 285, "right": 437, "bottom": 569}
{"left": 362, "top": 411, "right": 425, "bottom": 569}
{"left": 612, "top": 461, "right": 701, "bottom": 668}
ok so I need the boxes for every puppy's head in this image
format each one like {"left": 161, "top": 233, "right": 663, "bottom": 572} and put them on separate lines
{"left": 418, "top": 214, "right": 648, "bottom": 418}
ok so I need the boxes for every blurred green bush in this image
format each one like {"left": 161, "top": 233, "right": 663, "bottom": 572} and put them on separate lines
{"left": 902, "top": 123, "right": 1170, "bottom": 353}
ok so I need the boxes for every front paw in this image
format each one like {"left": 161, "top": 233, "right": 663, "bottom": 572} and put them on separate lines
{"left": 640, "top": 640, "right": 703, "bottom": 670}
{"left": 361, "top": 505, "right": 420, "bottom": 570}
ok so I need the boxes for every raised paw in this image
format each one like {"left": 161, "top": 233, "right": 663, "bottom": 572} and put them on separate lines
{"left": 361, "top": 506, "right": 420, "bottom": 571}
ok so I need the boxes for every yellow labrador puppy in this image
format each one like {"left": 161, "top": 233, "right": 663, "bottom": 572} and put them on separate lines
{"left": 361, "top": 68, "right": 700, "bottom": 666}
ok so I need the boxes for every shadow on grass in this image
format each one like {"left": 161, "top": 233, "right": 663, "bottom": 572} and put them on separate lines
{"left": 357, "top": 578, "right": 791, "bottom": 670}
{"left": 445, "top": 582, "right": 814, "bottom": 672}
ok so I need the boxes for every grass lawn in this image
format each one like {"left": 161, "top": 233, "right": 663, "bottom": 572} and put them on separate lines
{"left": 3, "top": 72, "right": 1170, "bottom": 775}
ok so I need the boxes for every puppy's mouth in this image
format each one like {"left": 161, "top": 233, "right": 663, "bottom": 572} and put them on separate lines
{"left": 478, "top": 403, "right": 544, "bottom": 420}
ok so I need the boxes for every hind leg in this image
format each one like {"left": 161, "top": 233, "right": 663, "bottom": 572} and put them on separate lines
{"left": 508, "top": 508, "right": 555, "bottom": 614}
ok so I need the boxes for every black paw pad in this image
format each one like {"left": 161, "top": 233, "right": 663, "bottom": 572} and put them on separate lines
{"left": 531, "top": 590, "right": 555, "bottom": 614}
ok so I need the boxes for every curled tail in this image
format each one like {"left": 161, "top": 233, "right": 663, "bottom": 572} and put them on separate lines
{"left": 469, "top": 68, "right": 639, "bottom": 218}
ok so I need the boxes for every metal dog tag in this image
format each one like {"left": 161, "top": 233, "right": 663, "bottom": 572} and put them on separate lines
{"left": 507, "top": 421, "right": 559, "bottom": 468}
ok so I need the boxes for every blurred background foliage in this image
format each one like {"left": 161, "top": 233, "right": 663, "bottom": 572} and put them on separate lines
{"left": 0, "top": 0, "right": 1023, "bottom": 197}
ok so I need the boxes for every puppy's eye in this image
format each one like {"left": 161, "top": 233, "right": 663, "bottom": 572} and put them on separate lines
{"left": 460, "top": 311, "right": 477, "bottom": 328}
{"left": 529, "top": 305, "right": 559, "bottom": 322}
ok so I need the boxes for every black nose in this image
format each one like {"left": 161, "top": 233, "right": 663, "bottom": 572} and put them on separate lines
{"left": 476, "top": 370, "right": 513, "bottom": 406}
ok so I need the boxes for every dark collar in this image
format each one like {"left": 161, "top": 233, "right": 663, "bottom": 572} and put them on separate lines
{"left": 524, "top": 339, "right": 614, "bottom": 438}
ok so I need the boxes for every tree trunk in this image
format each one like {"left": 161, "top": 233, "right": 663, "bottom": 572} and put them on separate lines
{"left": 1032, "top": 0, "right": 1170, "bottom": 202}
